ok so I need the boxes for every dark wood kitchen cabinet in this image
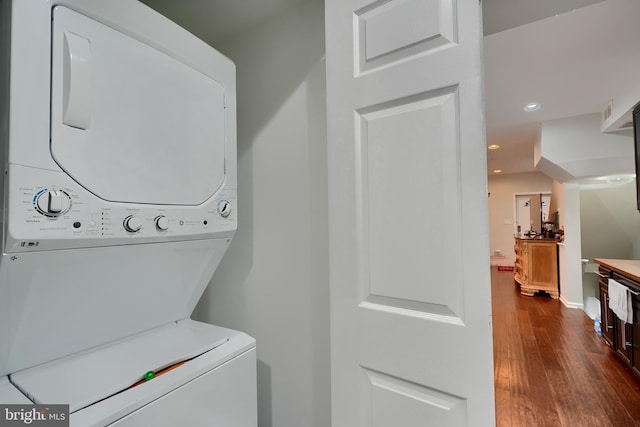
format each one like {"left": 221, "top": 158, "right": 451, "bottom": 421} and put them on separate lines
{"left": 595, "top": 259, "right": 640, "bottom": 380}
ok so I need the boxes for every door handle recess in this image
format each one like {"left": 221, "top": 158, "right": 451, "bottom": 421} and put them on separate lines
{"left": 62, "top": 31, "right": 91, "bottom": 129}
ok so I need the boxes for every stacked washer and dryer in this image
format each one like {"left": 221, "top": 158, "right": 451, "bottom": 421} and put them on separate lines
{"left": 0, "top": 0, "right": 256, "bottom": 425}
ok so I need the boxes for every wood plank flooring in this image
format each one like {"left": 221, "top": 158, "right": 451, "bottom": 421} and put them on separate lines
{"left": 492, "top": 267, "right": 640, "bottom": 426}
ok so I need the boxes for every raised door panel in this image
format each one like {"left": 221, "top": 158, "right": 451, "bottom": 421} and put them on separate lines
{"left": 361, "top": 89, "right": 462, "bottom": 315}
{"left": 616, "top": 318, "right": 632, "bottom": 366}
{"left": 354, "top": 0, "right": 456, "bottom": 73}
{"left": 528, "top": 243, "right": 556, "bottom": 288}
{"left": 598, "top": 282, "right": 614, "bottom": 346}
{"left": 599, "top": 266, "right": 614, "bottom": 346}
{"left": 632, "top": 294, "right": 640, "bottom": 376}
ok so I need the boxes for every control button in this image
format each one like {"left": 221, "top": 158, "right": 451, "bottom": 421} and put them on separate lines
{"left": 123, "top": 215, "right": 143, "bottom": 233}
{"left": 155, "top": 215, "right": 169, "bottom": 231}
{"left": 217, "top": 200, "right": 232, "bottom": 218}
{"left": 73, "top": 221, "right": 81, "bottom": 229}
{"left": 35, "top": 190, "right": 71, "bottom": 217}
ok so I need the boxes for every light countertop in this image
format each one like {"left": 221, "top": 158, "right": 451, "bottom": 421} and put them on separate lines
{"left": 594, "top": 258, "right": 640, "bottom": 282}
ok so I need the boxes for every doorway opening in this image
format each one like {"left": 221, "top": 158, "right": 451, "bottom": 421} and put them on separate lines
{"left": 515, "top": 193, "right": 551, "bottom": 236}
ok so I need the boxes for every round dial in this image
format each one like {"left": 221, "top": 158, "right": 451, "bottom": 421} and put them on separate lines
{"left": 35, "top": 190, "right": 71, "bottom": 217}
{"left": 217, "top": 199, "right": 232, "bottom": 218}
{"left": 123, "top": 215, "right": 143, "bottom": 233}
{"left": 155, "top": 215, "right": 169, "bottom": 231}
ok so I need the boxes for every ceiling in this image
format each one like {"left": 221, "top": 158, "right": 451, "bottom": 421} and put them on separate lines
{"left": 140, "top": 0, "right": 640, "bottom": 178}
{"left": 482, "top": 0, "right": 605, "bottom": 35}
{"left": 484, "top": 0, "right": 640, "bottom": 177}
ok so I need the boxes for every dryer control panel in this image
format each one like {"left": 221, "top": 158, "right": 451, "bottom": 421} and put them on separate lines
{"left": 6, "top": 165, "right": 237, "bottom": 252}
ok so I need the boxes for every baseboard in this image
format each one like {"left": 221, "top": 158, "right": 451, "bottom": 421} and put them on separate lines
{"left": 560, "top": 295, "right": 583, "bottom": 310}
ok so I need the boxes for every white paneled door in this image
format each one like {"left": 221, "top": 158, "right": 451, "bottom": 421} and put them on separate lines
{"left": 325, "top": 0, "right": 495, "bottom": 425}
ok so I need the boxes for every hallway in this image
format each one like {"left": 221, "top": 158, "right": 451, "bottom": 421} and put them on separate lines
{"left": 492, "top": 268, "right": 640, "bottom": 426}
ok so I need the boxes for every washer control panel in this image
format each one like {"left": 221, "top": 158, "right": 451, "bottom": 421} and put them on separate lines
{"left": 7, "top": 165, "right": 237, "bottom": 252}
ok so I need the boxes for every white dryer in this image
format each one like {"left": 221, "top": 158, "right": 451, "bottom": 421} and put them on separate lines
{"left": 0, "top": 1, "right": 255, "bottom": 425}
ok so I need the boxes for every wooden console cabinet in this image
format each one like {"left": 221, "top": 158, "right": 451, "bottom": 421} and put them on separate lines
{"left": 514, "top": 238, "right": 559, "bottom": 298}
{"left": 595, "top": 258, "right": 640, "bottom": 380}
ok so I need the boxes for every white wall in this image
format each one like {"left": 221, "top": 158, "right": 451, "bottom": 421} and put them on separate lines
{"left": 192, "top": 2, "right": 330, "bottom": 426}
{"left": 580, "top": 181, "right": 640, "bottom": 298}
{"left": 536, "top": 113, "right": 634, "bottom": 182}
{"left": 488, "top": 172, "right": 553, "bottom": 265}
{"left": 555, "top": 182, "right": 584, "bottom": 308}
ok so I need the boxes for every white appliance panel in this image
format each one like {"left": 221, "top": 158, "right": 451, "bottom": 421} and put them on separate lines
{"left": 0, "top": 238, "right": 230, "bottom": 376}
{"left": 10, "top": 321, "right": 240, "bottom": 411}
{"left": 0, "top": 377, "right": 30, "bottom": 404}
{"left": 108, "top": 349, "right": 256, "bottom": 427}
{"left": 51, "top": 6, "right": 226, "bottom": 206}
{"left": 10, "top": 321, "right": 256, "bottom": 427}
{"left": 6, "top": 164, "right": 237, "bottom": 253}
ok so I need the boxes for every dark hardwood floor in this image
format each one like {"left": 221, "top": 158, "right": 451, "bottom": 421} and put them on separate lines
{"left": 492, "top": 267, "right": 640, "bottom": 426}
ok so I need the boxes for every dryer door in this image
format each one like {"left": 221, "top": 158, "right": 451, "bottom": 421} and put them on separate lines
{"left": 50, "top": 6, "right": 226, "bottom": 206}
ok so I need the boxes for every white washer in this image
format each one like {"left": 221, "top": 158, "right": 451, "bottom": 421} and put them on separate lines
{"left": 0, "top": 1, "right": 255, "bottom": 425}
{"left": 12, "top": 321, "right": 256, "bottom": 426}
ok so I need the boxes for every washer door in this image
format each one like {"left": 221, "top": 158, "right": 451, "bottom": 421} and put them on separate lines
{"left": 50, "top": 6, "right": 226, "bottom": 206}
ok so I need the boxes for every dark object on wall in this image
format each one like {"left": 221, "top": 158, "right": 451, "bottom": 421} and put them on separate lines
{"left": 633, "top": 101, "right": 640, "bottom": 211}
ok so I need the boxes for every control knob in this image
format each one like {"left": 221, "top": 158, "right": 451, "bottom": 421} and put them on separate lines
{"left": 217, "top": 199, "right": 232, "bottom": 218}
{"left": 123, "top": 215, "right": 143, "bottom": 233}
{"left": 155, "top": 215, "right": 169, "bottom": 231}
{"left": 35, "top": 190, "right": 71, "bottom": 217}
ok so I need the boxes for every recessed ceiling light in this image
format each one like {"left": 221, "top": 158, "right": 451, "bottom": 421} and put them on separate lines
{"left": 488, "top": 144, "right": 501, "bottom": 150}
{"left": 524, "top": 102, "right": 541, "bottom": 112}
{"left": 493, "top": 169, "right": 502, "bottom": 173}
{"left": 605, "top": 176, "right": 634, "bottom": 185}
